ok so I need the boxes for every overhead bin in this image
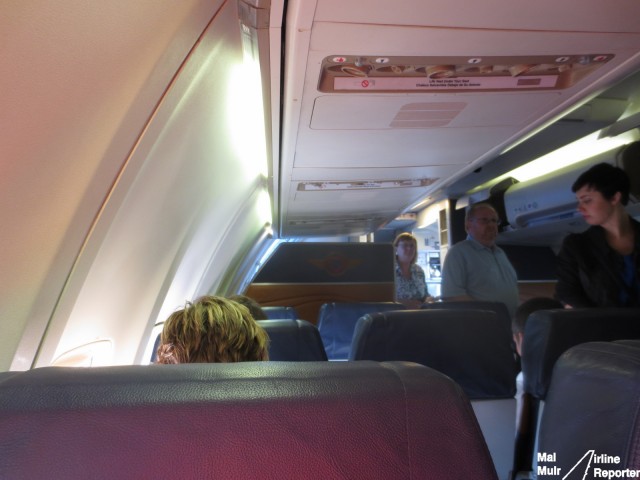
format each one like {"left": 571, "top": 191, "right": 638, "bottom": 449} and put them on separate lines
{"left": 503, "top": 141, "right": 640, "bottom": 230}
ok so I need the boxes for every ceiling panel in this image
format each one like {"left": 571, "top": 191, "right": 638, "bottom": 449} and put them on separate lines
{"left": 314, "top": 0, "right": 640, "bottom": 34}
{"left": 279, "top": 0, "right": 640, "bottom": 237}
{"left": 310, "top": 93, "right": 563, "bottom": 130}
{"left": 292, "top": 126, "right": 531, "bottom": 169}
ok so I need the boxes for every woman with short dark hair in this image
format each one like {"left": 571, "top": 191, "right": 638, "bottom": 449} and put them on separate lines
{"left": 555, "top": 158, "right": 640, "bottom": 308}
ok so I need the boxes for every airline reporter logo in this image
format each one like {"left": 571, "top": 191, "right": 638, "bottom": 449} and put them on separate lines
{"left": 537, "top": 450, "right": 640, "bottom": 479}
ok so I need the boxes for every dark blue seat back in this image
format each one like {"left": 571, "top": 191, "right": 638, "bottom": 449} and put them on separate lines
{"left": 537, "top": 341, "right": 640, "bottom": 474}
{"left": 515, "top": 308, "right": 640, "bottom": 475}
{"left": 262, "top": 306, "right": 299, "bottom": 320}
{"left": 423, "top": 300, "right": 511, "bottom": 324}
{"left": 0, "top": 362, "right": 498, "bottom": 479}
{"left": 522, "top": 308, "right": 640, "bottom": 399}
{"left": 258, "top": 319, "right": 328, "bottom": 361}
{"left": 349, "top": 308, "right": 518, "bottom": 479}
{"left": 349, "top": 309, "right": 516, "bottom": 399}
{"left": 317, "top": 302, "right": 406, "bottom": 360}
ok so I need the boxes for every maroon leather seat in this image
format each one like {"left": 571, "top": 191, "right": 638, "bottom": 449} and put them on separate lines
{"left": 0, "top": 361, "right": 497, "bottom": 479}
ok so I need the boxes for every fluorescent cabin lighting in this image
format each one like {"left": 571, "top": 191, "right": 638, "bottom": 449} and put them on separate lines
{"left": 227, "top": 61, "right": 269, "bottom": 180}
{"left": 507, "top": 130, "right": 638, "bottom": 182}
{"left": 467, "top": 128, "right": 639, "bottom": 196}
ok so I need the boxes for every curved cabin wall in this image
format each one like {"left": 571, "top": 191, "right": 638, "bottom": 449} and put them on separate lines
{"left": 7, "top": 0, "right": 274, "bottom": 369}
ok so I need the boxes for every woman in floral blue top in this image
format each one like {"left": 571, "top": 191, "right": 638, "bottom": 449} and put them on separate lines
{"left": 393, "top": 232, "right": 433, "bottom": 308}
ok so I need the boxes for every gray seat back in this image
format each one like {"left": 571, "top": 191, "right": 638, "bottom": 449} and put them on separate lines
{"left": 516, "top": 308, "right": 640, "bottom": 476}
{"left": 522, "top": 308, "right": 640, "bottom": 399}
{"left": 537, "top": 341, "right": 640, "bottom": 475}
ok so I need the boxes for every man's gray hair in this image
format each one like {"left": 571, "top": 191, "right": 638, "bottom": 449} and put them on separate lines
{"left": 465, "top": 203, "right": 498, "bottom": 223}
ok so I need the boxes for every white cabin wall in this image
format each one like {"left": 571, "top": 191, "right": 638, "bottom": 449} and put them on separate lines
{"left": 1, "top": 0, "right": 227, "bottom": 371}
{"left": 4, "top": 0, "right": 274, "bottom": 370}
{"left": 37, "top": 0, "right": 273, "bottom": 368}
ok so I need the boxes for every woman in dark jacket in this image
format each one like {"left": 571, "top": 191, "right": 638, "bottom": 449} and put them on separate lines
{"left": 555, "top": 159, "right": 640, "bottom": 308}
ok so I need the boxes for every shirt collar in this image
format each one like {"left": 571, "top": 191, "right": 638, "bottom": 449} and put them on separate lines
{"left": 467, "top": 234, "right": 497, "bottom": 252}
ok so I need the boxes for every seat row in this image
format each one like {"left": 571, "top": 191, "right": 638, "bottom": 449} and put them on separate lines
{"left": 1, "top": 338, "right": 638, "bottom": 479}
{"left": 147, "top": 300, "right": 639, "bottom": 479}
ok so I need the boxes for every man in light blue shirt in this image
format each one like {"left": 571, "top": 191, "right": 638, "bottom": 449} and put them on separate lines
{"left": 441, "top": 203, "right": 519, "bottom": 317}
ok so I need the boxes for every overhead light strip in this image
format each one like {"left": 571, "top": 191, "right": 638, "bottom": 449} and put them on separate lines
{"left": 297, "top": 178, "right": 439, "bottom": 191}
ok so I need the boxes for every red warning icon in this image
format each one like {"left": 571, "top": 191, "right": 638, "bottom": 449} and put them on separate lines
{"left": 361, "top": 80, "right": 370, "bottom": 88}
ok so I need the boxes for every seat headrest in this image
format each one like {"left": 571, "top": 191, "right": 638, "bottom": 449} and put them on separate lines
{"left": 258, "top": 319, "right": 328, "bottom": 361}
{"left": 522, "top": 308, "right": 640, "bottom": 399}
{"left": 0, "top": 362, "right": 497, "bottom": 479}
{"left": 349, "top": 309, "right": 517, "bottom": 399}
{"left": 317, "top": 302, "right": 406, "bottom": 360}
{"left": 422, "top": 300, "right": 510, "bottom": 321}
{"left": 538, "top": 341, "right": 640, "bottom": 474}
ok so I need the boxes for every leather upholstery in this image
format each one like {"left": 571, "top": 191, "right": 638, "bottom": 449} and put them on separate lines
{"left": 0, "top": 361, "right": 498, "bottom": 479}
{"left": 317, "top": 302, "right": 406, "bottom": 360}
{"left": 537, "top": 341, "right": 640, "bottom": 473}
{"left": 422, "top": 300, "right": 511, "bottom": 325}
{"left": 258, "top": 319, "right": 328, "bottom": 361}
{"left": 349, "top": 309, "right": 517, "bottom": 399}
{"left": 515, "top": 308, "right": 640, "bottom": 475}
{"left": 348, "top": 308, "right": 517, "bottom": 479}
{"left": 522, "top": 308, "right": 640, "bottom": 399}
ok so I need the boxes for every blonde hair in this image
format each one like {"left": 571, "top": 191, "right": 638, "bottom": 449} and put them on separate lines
{"left": 156, "top": 295, "right": 269, "bottom": 364}
{"left": 393, "top": 232, "right": 418, "bottom": 264}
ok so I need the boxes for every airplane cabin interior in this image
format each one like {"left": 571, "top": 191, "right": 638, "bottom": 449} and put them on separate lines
{"left": 2, "top": 1, "right": 640, "bottom": 479}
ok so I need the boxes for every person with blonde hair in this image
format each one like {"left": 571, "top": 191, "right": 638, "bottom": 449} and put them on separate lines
{"left": 393, "top": 232, "right": 433, "bottom": 308}
{"left": 156, "top": 295, "right": 269, "bottom": 364}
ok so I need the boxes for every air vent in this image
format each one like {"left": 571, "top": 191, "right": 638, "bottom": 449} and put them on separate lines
{"left": 390, "top": 102, "right": 465, "bottom": 128}
{"left": 318, "top": 54, "right": 614, "bottom": 93}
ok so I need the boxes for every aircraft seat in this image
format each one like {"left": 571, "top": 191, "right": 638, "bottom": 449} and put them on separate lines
{"left": 522, "top": 308, "right": 640, "bottom": 400}
{"left": 258, "top": 319, "right": 328, "bottom": 361}
{"left": 349, "top": 309, "right": 517, "bottom": 480}
{"left": 0, "top": 361, "right": 498, "bottom": 479}
{"left": 422, "top": 300, "right": 511, "bottom": 325}
{"left": 537, "top": 341, "right": 640, "bottom": 476}
{"left": 316, "top": 301, "right": 405, "bottom": 360}
{"left": 262, "top": 305, "right": 299, "bottom": 320}
{"left": 517, "top": 308, "right": 640, "bottom": 475}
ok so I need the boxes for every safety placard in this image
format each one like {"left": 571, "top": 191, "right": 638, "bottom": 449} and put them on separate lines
{"left": 334, "top": 75, "right": 559, "bottom": 91}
